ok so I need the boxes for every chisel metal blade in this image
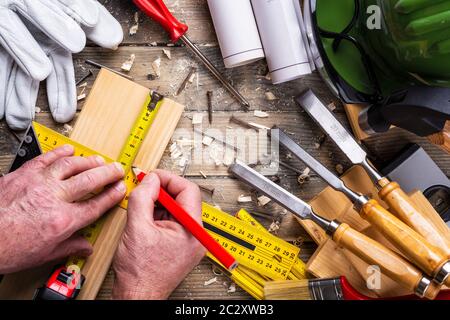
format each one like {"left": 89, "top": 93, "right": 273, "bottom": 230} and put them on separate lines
{"left": 297, "top": 90, "right": 366, "bottom": 163}
{"left": 229, "top": 160, "right": 313, "bottom": 220}
{"left": 296, "top": 90, "right": 382, "bottom": 182}
{"left": 272, "top": 128, "right": 364, "bottom": 204}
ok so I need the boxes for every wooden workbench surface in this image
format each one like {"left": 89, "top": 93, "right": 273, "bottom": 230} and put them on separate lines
{"left": 0, "top": 0, "right": 448, "bottom": 300}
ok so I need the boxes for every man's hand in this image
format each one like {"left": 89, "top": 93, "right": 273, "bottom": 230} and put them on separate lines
{"left": 113, "top": 170, "right": 206, "bottom": 300}
{"left": 0, "top": 145, "right": 126, "bottom": 274}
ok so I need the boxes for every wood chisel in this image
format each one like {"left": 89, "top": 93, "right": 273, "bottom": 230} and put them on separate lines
{"left": 272, "top": 127, "right": 450, "bottom": 286}
{"left": 229, "top": 160, "right": 440, "bottom": 299}
{"left": 296, "top": 90, "right": 450, "bottom": 285}
{"left": 133, "top": 0, "right": 250, "bottom": 109}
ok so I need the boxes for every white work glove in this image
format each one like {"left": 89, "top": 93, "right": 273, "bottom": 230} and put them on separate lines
{"left": 0, "top": 0, "right": 124, "bottom": 130}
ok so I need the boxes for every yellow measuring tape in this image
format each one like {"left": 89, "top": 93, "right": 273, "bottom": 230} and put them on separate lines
{"left": 202, "top": 203, "right": 299, "bottom": 281}
{"left": 34, "top": 92, "right": 164, "bottom": 270}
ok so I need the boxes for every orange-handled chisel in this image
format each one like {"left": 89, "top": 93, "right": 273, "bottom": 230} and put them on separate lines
{"left": 229, "top": 161, "right": 441, "bottom": 299}
{"left": 132, "top": 167, "right": 237, "bottom": 271}
{"left": 296, "top": 90, "right": 450, "bottom": 285}
{"left": 272, "top": 127, "right": 450, "bottom": 286}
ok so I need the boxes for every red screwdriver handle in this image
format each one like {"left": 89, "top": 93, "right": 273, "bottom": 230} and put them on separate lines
{"left": 133, "top": 0, "right": 188, "bottom": 42}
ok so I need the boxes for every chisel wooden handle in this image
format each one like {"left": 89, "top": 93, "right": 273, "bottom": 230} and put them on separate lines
{"left": 378, "top": 178, "right": 450, "bottom": 262}
{"left": 333, "top": 223, "right": 440, "bottom": 300}
{"left": 360, "top": 199, "right": 449, "bottom": 281}
{"left": 427, "top": 121, "right": 449, "bottom": 154}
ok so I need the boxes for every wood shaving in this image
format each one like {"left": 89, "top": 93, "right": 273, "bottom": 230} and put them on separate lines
{"left": 177, "top": 138, "right": 194, "bottom": 147}
{"left": 77, "top": 82, "right": 88, "bottom": 88}
{"left": 199, "top": 171, "right": 207, "bottom": 179}
{"left": 151, "top": 57, "right": 161, "bottom": 78}
{"left": 77, "top": 93, "right": 86, "bottom": 101}
{"left": 336, "top": 164, "right": 344, "bottom": 175}
{"left": 254, "top": 110, "right": 269, "bottom": 118}
{"left": 265, "top": 91, "right": 277, "bottom": 101}
{"left": 162, "top": 49, "right": 172, "bottom": 60}
{"left": 129, "top": 12, "right": 139, "bottom": 36}
{"left": 257, "top": 195, "right": 271, "bottom": 207}
{"left": 35, "top": 107, "right": 41, "bottom": 113}
{"left": 238, "top": 195, "right": 252, "bottom": 203}
{"left": 150, "top": 41, "right": 157, "bottom": 46}
{"left": 169, "top": 142, "right": 178, "bottom": 153}
{"left": 223, "top": 152, "right": 235, "bottom": 166}
{"left": 204, "top": 277, "right": 217, "bottom": 286}
{"left": 327, "top": 102, "right": 337, "bottom": 112}
{"left": 63, "top": 124, "right": 73, "bottom": 136}
{"left": 178, "top": 157, "right": 189, "bottom": 168}
{"left": 227, "top": 283, "right": 236, "bottom": 294}
{"left": 248, "top": 122, "right": 270, "bottom": 130}
{"left": 298, "top": 167, "right": 311, "bottom": 185}
{"left": 192, "top": 113, "right": 203, "bottom": 125}
{"left": 265, "top": 73, "right": 272, "bottom": 81}
{"left": 171, "top": 149, "right": 182, "bottom": 160}
{"left": 121, "top": 54, "right": 136, "bottom": 72}
{"left": 268, "top": 221, "right": 280, "bottom": 233}
{"left": 188, "top": 72, "right": 196, "bottom": 83}
{"left": 202, "top": 136, "right": 214, "bottom": 146}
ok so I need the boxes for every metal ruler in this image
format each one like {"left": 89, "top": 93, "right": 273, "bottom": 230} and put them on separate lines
{"left": 10, "top": 92, "right": 164, "bottom": 273}
{"left": 202, "top": 203, "right": 299, "bottom": 280}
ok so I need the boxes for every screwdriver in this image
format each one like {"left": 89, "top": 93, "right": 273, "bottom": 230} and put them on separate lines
{"left": 133, "top": 0, "right": 250, "bottom": 109}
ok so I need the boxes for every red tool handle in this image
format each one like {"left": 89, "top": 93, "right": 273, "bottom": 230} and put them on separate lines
{"left": 135, "top": 170, "right": 237, "bottom": 270}
{"left": 133, "top": 0, "right": 188, "bottom": 42}
{"left": 340, "top": 276, "right": 450, "bottom": 300}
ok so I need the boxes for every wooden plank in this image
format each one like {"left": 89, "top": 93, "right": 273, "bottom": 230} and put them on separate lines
{"left": 0, "top": 69, "right": 185, "bottom": 299}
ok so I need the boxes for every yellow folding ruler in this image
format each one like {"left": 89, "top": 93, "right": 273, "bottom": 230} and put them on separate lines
{"left": 202, "top": 203, "right": 300, "bottom": 280}
{"left": 29, "top": 92, "right": 164, "bottom": 273}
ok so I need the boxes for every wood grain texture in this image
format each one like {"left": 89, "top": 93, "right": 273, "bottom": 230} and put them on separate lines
{"left": 360, "top": 199, "right": 448, "bottom": 279}
{"left": 378, "top": 179, "right": 450, "bottom": 261}
{"left": 333, "top": 223, "right": 437, "bottom": 300}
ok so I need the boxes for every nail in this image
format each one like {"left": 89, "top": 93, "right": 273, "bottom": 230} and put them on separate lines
{"left": 95, "top": 156, "right": 105, "bottom": 165}
{"left": 113, "top": 162, "right": 124, "bottom": 174}
{"left": 114, "top": 181, "right": 127, "bottom": 194}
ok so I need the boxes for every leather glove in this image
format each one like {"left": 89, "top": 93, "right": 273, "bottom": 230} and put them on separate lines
{"left": 0, "top": 0, "right": 124, "bottom": 130}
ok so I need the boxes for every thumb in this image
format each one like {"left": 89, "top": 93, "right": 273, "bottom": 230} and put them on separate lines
{"left": 46, "top": 47, "right": 77, "bottom": 124}
{"left": 46, "top": 235, "right": 93, "bottom": 263}
{"left": 127, "top": 172, "right": 161, "bottom": 227}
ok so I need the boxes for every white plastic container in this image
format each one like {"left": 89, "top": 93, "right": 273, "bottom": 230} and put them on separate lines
{"left": 207, "top": 0, "right": 265, "bottom": 68}
{"left": 251, "top": 0, "right": 312, "bottom": 84}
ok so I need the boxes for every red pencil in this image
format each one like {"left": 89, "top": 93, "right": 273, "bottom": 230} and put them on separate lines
{"left": 132, "top": 167, "right": 238, "bottom": 271}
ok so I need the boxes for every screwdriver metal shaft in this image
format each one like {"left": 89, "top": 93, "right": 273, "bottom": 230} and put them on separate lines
{"left": 180, "top": 35, "right": 250, "bottom": 110}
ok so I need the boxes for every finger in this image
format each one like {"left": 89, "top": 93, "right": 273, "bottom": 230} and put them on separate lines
{"left": 83, "top": 2, "right": 123, "bottom": 50}
{"left": 46, "top": 48, "right": 77, "bottom": 124}
{"left": 0, "top": 10, "right": 51, "bottom": 80}
{"left": 13, "top": 0, "right": 86, "bottom": 53}
{"left": 5, "top": 64, "right": 39, "bottom": 130}
{"left": 55, "top": 0, "right": 100, "bottom": 28}
{"left": 61, "top": 162, "right": 124, "bottom": 202}
{"left": 72, "top": 181, "right": 127, "bottom": 231}
{"left": 127, "top": 173, "right": 161, "bottom": 227}
{"left": 21, "top": 145, "right": 75, "bottom": 170}
{"left": 154, "top": 170, "right": 202, "bottom": 223}
{"left": 46, "top": 234, "right": 92, "bottom": 262}
{"left": 47, "top": 155, "right": 105, "bottom": 180}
